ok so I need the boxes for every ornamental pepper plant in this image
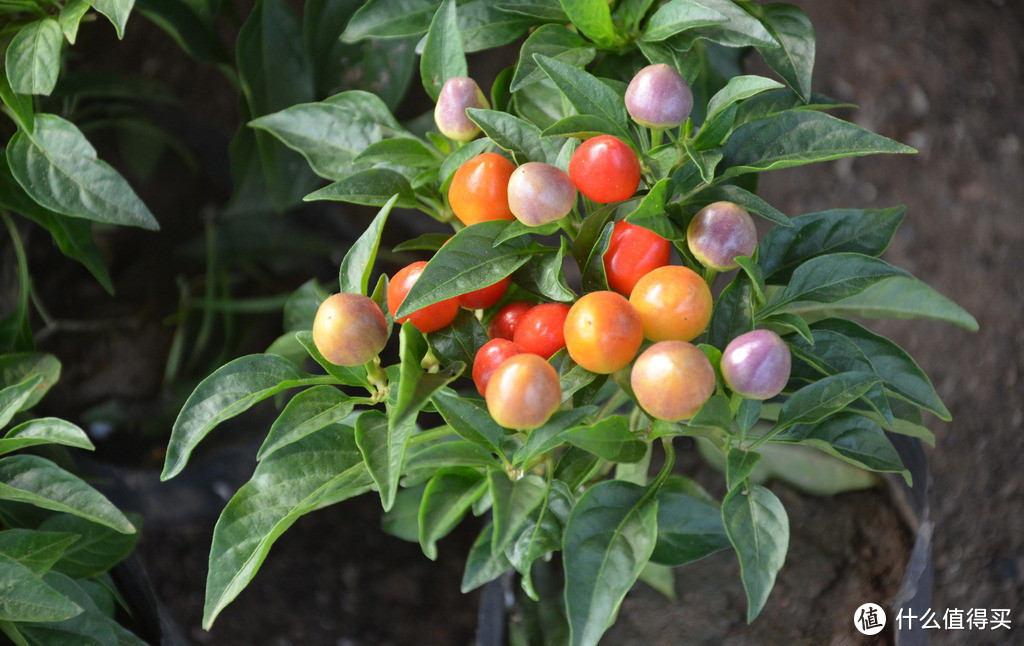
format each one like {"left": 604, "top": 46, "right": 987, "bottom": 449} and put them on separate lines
{"left": 161, "top": 1, "right": 978, "bottom": 644}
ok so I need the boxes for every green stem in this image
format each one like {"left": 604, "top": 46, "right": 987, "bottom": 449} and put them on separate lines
{"left": 650, "top": 436, "right": 676, "bottom": 490}
{"left": 596, "top": 389, "right": 630, "bottom": 421}
{"left": 650, "top": 127, "right": 664, "bottom": 150}
{"left": 407, "top": 426, "right": 458, "bottom": 447}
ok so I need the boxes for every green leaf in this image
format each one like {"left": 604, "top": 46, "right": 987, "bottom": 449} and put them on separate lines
{"left": 641, "top": 0, "right": 727, "bottom": 42}
{"left": 162, "top": 354, "right": 311, "bottom": 480}
{"left": 420, "top": 0, "right": 466, "bottom": 101}
{"left": 461, "top": 523, "right": 512, "bottom": 592}
{"left": 5, "top": 18, "right": 63, "bottom": 96}
{"left": 438, "top": 137, "right": 491, "bottom": 186}
{"left": 707, "top": 274, "right": 753, "bottom": 349}
{"left": 405, "top": 439, "right": 499, "bottom": 473}
{"left": 758, "top": 206, "right": 905, "bottom": 282}
{"left": 237, "top": 0, "right": 318, "bottom": 211}
{"left": 774, "top": 413, "right": 909, "bottom": 482}
{"left": 7, "top": 115, "right": 158, "bottom": 230}
{"left": 489, "top": 471, "right": 548, "bottom": 554}
{"left": 669, "top": 0, "right": 778, "bottom": 49}
{"left": 0, "top": 376, "right": 43, "bottom": 431}
{"left": 302, "top": 0, "right": 361, "bottom": 94}
{"left": 427, "top": 310, "right": 489, "bottom": 368}
{"left": 203, "top": 424, "right": 372, "bottom": 628}
{"left": 135, "top": 0, "right": 231, "bottom": 67}
{"left": 467, "top": 108, "right": 559, "bottom": 165}
{"left": 57, "top": 0, "right": 91, "bottom": 45}
{"left": 381, "top": 483, "right": 425, "bottom": 542}
{"left": 0, "top": 354, "right": 59, "bottom": 407}
{"left": 533, "top": 54, "right": 632, "bottom": 143}
{"left": 705, "top": 75, "right": 786, "bottom": 127}
{"left": 342, "top": 0, "right": 439, "bottom": 41}
{"left": 688, "top": 184, "right": 790, "bottom": 228}
{"left": 563, "top": 480, "right": 658, "bottom": 646}
{"left": 395, "top": 220, "right": 535, "bottom": 318}
{"left": 688, "top": 393, "right": 732, "bottom": 434}
{"left": 392, "top": 324, "right": 464, "bottom": 426}
{"left": 506, "top": 480, "right": 574, "bottom": 597}
{"left": 511, "top": 24, "right": 595, "bottom": 92}
{"left": 38, "top": 514, "right": 139, "bottom": 578}
{"left": 752, "top": 3, "right": 815, "bottom": 102}
{"left": 763, "top": 253, "right": 910, "bottom": 314}
{"left": 354, "top": 137, "right": 441, "bottom": 168}
{"left": 813, "top": 319, "right": 952, "bottom": 420}
{"left": 542, "top": 114, "right": 626, "bottom": 140}
{"left": 295, "top": 331, "right": 371, "bottom": 388}
{"left": 418, "top": 467, "right": 487, "bottom": 560}
{"left": 732, "top": 89, "right": 850, "bottom": 131}
{"left": 651, "top": 476, "right": 729, "bottom": 566}
{"left": 513, "top": 408, "right": 596, "bottom": 466}
{"left": 0, "top": 419, "right": 93, "bottom": 457}
{"left": 0, "top": 553, "right": 81, "bottom": 622}
{"left": 445, "top": 0, "right": 532, "bottom": 53}
{"left": 793, "top": 276, "right": 979, "bottom": 331}
{"left": 87, "top": 0, "right": 134, "bottom": 38}
{"left": 392, "top": 232, "right": 451, "bottom": 253}
{"left": 0, "top": 455, "right": 135, "bottom": 534}
{"left": 0, "top": 71, "right": 35, "bottom": 133}
{"left": 772, "top": 371, "right": 881, "bottom": 432}
{"left": 305, "top": 168, "right": 416, "bottom": 208}
{"left": 338, "top": 195, "right": 398, "bottom": 295}
{"left": 726, "top": 448, "right": 761, "bottom": 491}
{"left": 561, "top": 417, "right": 647, "bottom": 463}
{"left": 512, "top": 237, "right": 577, "bottom": 303}
{"left": 722, "top": 484, "right": 788, "bottom": 623}
{"left": 0, "top": 529, "right": 78, "bottom": 574}
{"left": 550, "top": 350, "right": 600, "bottom": 404}
{"left": 623, "top": 178, "right": 674, "bottom": 229}
{"left": 249, "top": 90, "right": 403, "bottom": 181}
{"left": 257, "top": 386, "right": 357, "bottom": 460}
{"left": 720, "top": 111, "right": 916, "bottom": 180}
{"left": 431, "top": 389, "right": 505, "bottom": 455}
{"left": 558, "top": 0, "right": 619, "bottom": 47}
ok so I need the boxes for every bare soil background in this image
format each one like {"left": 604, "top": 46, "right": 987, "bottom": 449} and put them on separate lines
{"left": 9, "top": 1, "right": 1022, "bottom": 645}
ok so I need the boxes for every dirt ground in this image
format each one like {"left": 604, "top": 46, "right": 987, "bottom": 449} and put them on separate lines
{"left": 10, "top": 1, "right": 1023, "bottom": 645}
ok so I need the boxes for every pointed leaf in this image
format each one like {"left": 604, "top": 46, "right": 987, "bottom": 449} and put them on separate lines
{"left": 722, "top": 484, "right": 788, "bottom": 622}
{"left": 342, "top": 0, "right": 439, "bottom": 41}
{"left": 753, "top": 3, "right": 815, "bottom": 102}
{"left": 466, "top": 108, "right": 559, "bottom": 165}
{"left": 0, "top": 554, "right": 81, "bottom": 622}
{"left": 489, "top": 472, "right": 548, "bottom": 554}
{"left": 726, "top": 448, "right": 761, "bottom": 491}
{"left": 257, "top": 386, "right": 357, "bottom": 460}
{"left": 38, "top": 514, "right": 140, "bottom": 578}
{"left": 338, "top": 194, "right": 398, "bottom": 295}
{"left": 431, "top": 389, "right": 505, "bottom": 455}
{"left": 641, "top": 0, "right": 728, "bottom": 42}
{"left": 420, "top": 0, "right": 466, "bottom": 101}
{"left": 563, "top": 480, "right": 658, "bottom": 646}
{"left": 426, "top": 309, "right": 489, "bottom": 368}
{"left": 0, "top": 530, "right": 78, "bottom": 574}
{"left": 558, "top": 0, "right": 619, "bottom": 47}
{"left": 772, "top": 371, "right": 881, "bottom": 432}
{"left": 418, "top": 467, "right": 487, "bottom": 560}
{"left": 5, "top": 19, "right": 63, "bottom": 96}
{"left": 0, "top": 419, "right": 93, "bottom": 456}
{"left": 0, "top": 376, "right": 44, "bottom": 431}
{"left": 0, "top": 455, "right": 134, "bottom": 534}
{"left": 203, "top": 424, "right": 372, "bottom": 628}
{"left": 764, "top": 253, "right": 910, "bottom": 314}
{"left": 775, "top": 413, "right": 909, "bottom": 481}
{"left": 688, "top": 184, "right": 790, "bottom": 228}
{"left": 304, "top": 168, "right": 416, "bottom": 208}
{"left": 162, "top": 354, "right": 311, "bottom": 480}
{"left": 533, "top": 54, "right": 632, "bottom": 142}
{"left": 88, "top": 0, "right": 134, "bottom": 38}
{"left": 707, "top": 273, "right": 753, "bottom": 349}
{"left": 461, "top": 523, "right": 512, "bottom": 593}
{"left": 651, "top": 476, "right": 730, "bottom": 566}
{"left": 562, "top": 417, "right": 647, "bottom": 463}
{"left": 294, "top": 331, "right": 371, "bottom": 388}
{"left": 7, "top": 115, "right": 158, "bottom": 230}
{"left": 720, "top": 110, "right": 915, "bottom": 180}
{"left": 510, "top": 24, "right": 594, "bottom": 92}
{"left": 652, "top": 0, "right": 777, "bottom": 49}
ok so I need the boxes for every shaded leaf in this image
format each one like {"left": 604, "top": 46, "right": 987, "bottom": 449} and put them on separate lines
{"left": 722, "top": 484, "right": 788, "bottom": 622}
{"left": 418, "top": 467, "right": 487, "bottom": 559}
{"left": 6, "top": 19, "right": 63, "bottom": 96}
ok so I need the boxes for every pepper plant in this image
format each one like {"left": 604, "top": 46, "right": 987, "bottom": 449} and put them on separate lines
{"left": 161, "top": 1, "right": 978, "bottom": 644}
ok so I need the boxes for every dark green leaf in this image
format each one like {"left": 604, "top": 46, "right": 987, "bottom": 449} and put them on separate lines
{"left": 732, "top": 89, "right": 851, "bottom": 131}
{"left": 563, "top": 480, "right": 658, "bottom": 646}
{"left": 511, "top": 25, "right": 595, "bottom": 92}
{"left": 87, "top": 0, "right": 133, "bottom": 38}
{"left": 7, "top": 115, "right": 158, "bottom": 230}
{"left": 0, "top": 554, "right": 81, "bottom": 622}
{"left": 405, "top": 439, "right": 499, "bottom": 473}
{"left": 707, "top": 274, "right": 753, "bottom": 349}
{"left": 513, "top": 408, "right": 596, "bottom": 466}
{"left": 726, "top": 448, "right": 761, "bottom": 491}
{"left": 427, "top": 310, "right": 489, "bottom": 368}
{"left": 496, "top": 1, "right": 568, "bottom": 22}
{"left": 752, "top": 3, "right": 815, "bottom": 102}
{"left": 562, "top": 417, "right": 647, "bottom": 463}
{"left": 550, "top": 350, "right": 600, "bottom": 403}
{"left": 772, "top": 371, "right": 881, "bottom": 432}
{"left": 0, "top": 455, "right": 135, "bottom": 534}
{"left": 641, "top": 0, "right": 727, "bottom": 42}
{"left": 775, "top": 413, "right": 909, "bottom": 481}
{"left": 342, "top": 0, "right": 438, "bottom": 41}
{"left": 39, "top": 514, "right": 139, "bottom": 579}
{"left": 758, "top": 312, "right": 812, "bottom": 344}
{"left": 758, "top": 206, "right": 905, "bottom": 281}
{"left": 418, "top": 467, "right": 487, "bottom": 560}
{"left": 533, "top": 54, "right": 632, "bottom": 142}
{"left": 461, "top": 523, "right": 512, "bottom": 592}
{"left": 722, "top": 484, "right": 788, "bottom": 623}
{"left": 354, "top": 137, "right": 441, "bottom": 168}
{"left": 736, "top": 399, "right": 762, "bottom": 435}
{"left": 661, "top": 0, "right": 777, "bottom": 49}
{"left": 467, "top": 108, "right": 559, "bottom": 165}
{"left": 763, "top": 253, "right": 911, "bottom": 314}
{"left": 0, "top": 375, "right": 44, "bottom": 431}
{"left": 135, "top": 0, "right": 232, "bottom": 66}
{"left": 814, "top": 319, "right": 952, "bottom": 420}
{"left": 420, "top": 0, "right": 466, "bottom": 101}
{"left": 204, "top": 424, "right": 371, "bottom": 628}
{"left": 704, "top": 75, "right": 787, "bottom": 129}
{"left": 257, "top": 386, "right": 357, "bottom": 460}
{"left": 337, "top": 194, "right": 397, "bottom": 295}
{"left": 558, "top": 0, "right": 619, "bottom": 47}
{"left": 542, "top": 114, "right": 625, "bottom": 139}
{"left": 392, "top": 324, "right": 464, "bottom": 426}
{"left": 580, "top": 220, "right": 614, "bottom": 293}
{"left": 688, "top": 394, "right": 732, "bottom": 434}
{"left": 431, "top": 388, "right": 505, "bottom": 455}
{"left": 392, "top": 232, "right": 451, "bottom": 253}
{"left": 395, "top": 220, "right": 535, "bottom": 318}
{"left": 449, "top": 0, "right": 532, "bottom": 52}
{"left": 720, "top": 111, "right": 915, "bottom": 180}
{"left": 554, "top": 446, "right": 601, "bottom": 491}
{"left": 162, "top": 354, "right": 311, "bottom": 480}
{"left": 490, "top": 471, "right": 548, "bottom": 554}
{"left": 651, "top": 476, "right": 729, "bottom": 566}
{"left": 381, "top": 483, "right": 425, "bottom": 542}
{"left": 506, "top": 480, "right": 574, "bottom": 598}
{"left": 0, "top": 70, "right": 35, "bottom": 133}
{"left": 0, "top": 419, "right": 93, "bottom": 457}
{"left": 304, "top": 168, "right": 416, "bottom": 208}
{"left": 250, "top": 90, "right": 404, "bottom": 181}
{"left": 513, "top": 238, "right": 577, "bottom": 303}
{"left": 795, "top": 276, "right": 979, "bottom": 331}
{"left": 5, "top": 18, "right": 62, "bottom": 96}
{"left": 0, "top": 529, "right": 78, "bottom": 574}
{"left": 302, "top": 0, "right": 361, "bottom": 96}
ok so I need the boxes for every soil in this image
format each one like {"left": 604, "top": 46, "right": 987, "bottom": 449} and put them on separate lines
{"left": 4, "top": 1, "right": 1022, "bottom": 645}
